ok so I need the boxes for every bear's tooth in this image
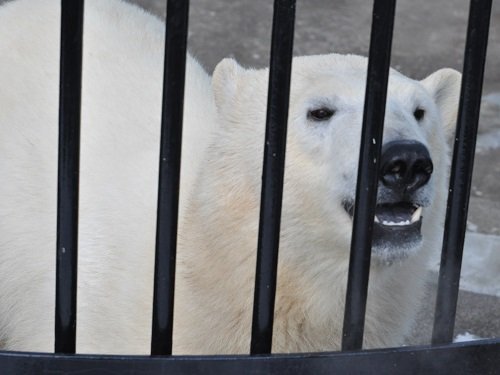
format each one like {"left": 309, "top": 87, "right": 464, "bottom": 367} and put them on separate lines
{"left": 411, "top": 207, "right": 422, "bottom": 224}
{"left": 381, "top": 219, "right": 412, "bottom": 227}
{"left": 374, "top": 215, "right": 380, "bottom": 223}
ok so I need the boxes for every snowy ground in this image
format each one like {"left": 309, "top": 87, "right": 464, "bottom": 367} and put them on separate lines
{"left": 459, "top": 91, "right": 500, "bottom": 299}
{"left": 454, "top": 332, "right": 484, "bottom": 343}
{"left": 460, "top": 232, "right": 500, "bottom": 297}
{"left": 427, "top": 231, "right": 500, "bottom": 299}
{"left": 420, "top": 91, "right": 500, "bottom": 344}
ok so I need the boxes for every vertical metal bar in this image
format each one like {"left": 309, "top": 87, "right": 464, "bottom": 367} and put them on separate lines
{"left": 341, "top": 0, "right": 396, "bottom": 352}
{"left": 432, "top": 0, "right": 492, "bottom": 345}
{"left": 250, "top": 0, "right": 296, "bottom": 355}
{"left": 55, "top": 0, "right": 84, "bottom": 354}
{"left": 151, "top": 0, "right": 190, "bottom": 356}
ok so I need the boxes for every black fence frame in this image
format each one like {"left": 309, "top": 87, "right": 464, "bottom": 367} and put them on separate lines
{"left": 1, "top": 0, "right": 499, "bottom": 373}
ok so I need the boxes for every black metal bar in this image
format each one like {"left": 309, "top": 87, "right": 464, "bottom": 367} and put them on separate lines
{"left": 250, "top": 0, "right": 296, "bottom": 355}
{"left": 55, "top": 0, "right": 85, "bottom": 354}
{"left": 151, "top": 0, "right": 190, "bottom": 356}
{"left": 2, "top": 339, "right": 500, "bottom": 374}
{"left": 341, "top": 0, "right": 396, "bottom": 352}
{"left": 431, "top": 0, "right": 492, "bottom": 345}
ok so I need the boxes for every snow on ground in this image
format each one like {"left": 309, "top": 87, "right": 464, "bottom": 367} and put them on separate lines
{"left": 460, "top": 232, "right": 500, "bottom": 297}
{"left": 427, "top": 93, "right": 500, "bottom": 299}
{"left": 428, "top": 232, "right": 500, "bottom": 298}
{"left": 476, "top": 128, "right": 500, "bottom": 151}
{"left": 453, "top": 332, "right": 484, "bottom": 343}
{"left": 477, "top": 92, "right": 500, "bottom": 152}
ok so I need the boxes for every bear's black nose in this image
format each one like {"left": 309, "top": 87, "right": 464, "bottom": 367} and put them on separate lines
{"left": 380, "top": 140, "right": 433, "bottom": 194}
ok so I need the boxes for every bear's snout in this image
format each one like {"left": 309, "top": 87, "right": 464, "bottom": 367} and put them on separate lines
{"left": 380, "top": 140, "right": 433, "bottom": 195}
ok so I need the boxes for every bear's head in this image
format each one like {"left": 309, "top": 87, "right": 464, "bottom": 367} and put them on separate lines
{"left": 211, "top": 53, "right": 461, "bottom": 267}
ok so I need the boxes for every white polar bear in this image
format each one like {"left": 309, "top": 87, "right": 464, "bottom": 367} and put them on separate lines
{"left": 0, "top": 0, "right": 214, "bottom": 353}
{"left": 174, "top": 57, "right": 460, "bottom": 354}
{"left": 0, "top": 0, "right": 460, "bottom": 355}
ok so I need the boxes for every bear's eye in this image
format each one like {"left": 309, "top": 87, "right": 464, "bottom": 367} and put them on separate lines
{"left": 413, "top": 107, "right": 425, "bottom": 121}
{"left": 308, "top": 107, "right": 335, "bottom": 122}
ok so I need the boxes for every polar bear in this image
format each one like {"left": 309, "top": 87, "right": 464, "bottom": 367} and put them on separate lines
{"left": 174, "top": 57, "right": 460, "bottom": 354}
{"left": 0, "top": 0, "right": 460, "bottom": 355}
{"left": 0, "top": 0, "right": 214, "bottom": 353}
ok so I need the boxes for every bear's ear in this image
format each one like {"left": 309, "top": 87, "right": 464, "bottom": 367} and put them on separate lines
{"left": 212, "top": 58, "right": 244, "bottom": 113}
{"left": 421, "top": 68, "right": 462, "bottom": 141}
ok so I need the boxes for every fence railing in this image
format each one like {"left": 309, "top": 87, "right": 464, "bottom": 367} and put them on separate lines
{"left": 431, "top": 0, "right": 493, "bottom": 346}
{"left": 0, "top": 0, "right": 499, "bottom": 373}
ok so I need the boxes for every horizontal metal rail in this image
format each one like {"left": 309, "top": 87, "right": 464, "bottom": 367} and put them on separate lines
{"left": 1, "top": 339, "right": 499, "bottom": 374}
{"left": 431, "top": 0, "right": 493, "bottom": 345}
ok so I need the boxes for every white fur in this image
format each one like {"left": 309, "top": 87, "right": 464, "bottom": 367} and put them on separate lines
{"left": 174, "top": 56, "right": 461, "bottom": 354}
{"left": 0, "top": 0, "right": 461, "bottom": 355}
{"left": 0, "top": 0, "right": 215, "bottom": 353}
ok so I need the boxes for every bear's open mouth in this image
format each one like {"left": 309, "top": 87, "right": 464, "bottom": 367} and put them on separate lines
{"left": 342, "top": 201, "right": 422, "bottom": 227}
{"left": 373, "top": 202, "right": 422, "bottom": 227}
{"left": 342, "top": 200, "right": 424, "bottom": 261}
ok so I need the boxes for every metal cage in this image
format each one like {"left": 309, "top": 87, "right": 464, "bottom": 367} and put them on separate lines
{"left": 0, "top": 0, "right": 499, "bottom": 373}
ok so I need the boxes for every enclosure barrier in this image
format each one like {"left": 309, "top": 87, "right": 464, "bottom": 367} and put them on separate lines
{"left": 54, "top": 0, "right": 84, "bottom": 355}
{"left": 341, "top": 0, "right": 396, "bottom": 351}
{"left": 0, "top": 0, "right": 499, "bottom": 373}
{"left": 250, "top": 0, "right": 296, "bottom": 356}
{"left": 151, "top": 0, "right": 190, "bottom": 356}
{"left": 431, "top": 0, "right": 494, "bottom": 346}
